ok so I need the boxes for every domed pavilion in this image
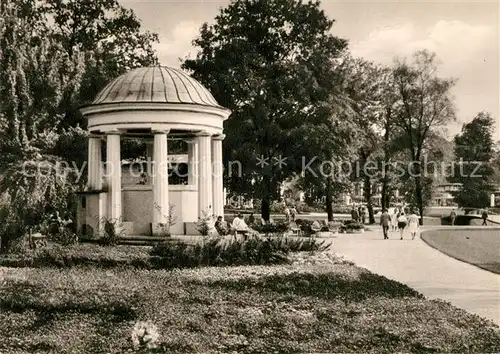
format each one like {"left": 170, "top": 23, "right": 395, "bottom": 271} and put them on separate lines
{"left": 77, "top": 66, "right": 231, "bottom": 237}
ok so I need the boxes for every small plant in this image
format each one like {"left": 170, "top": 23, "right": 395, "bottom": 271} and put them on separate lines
{"left": 101, "top": 217, "right": 125, "bottom": 246}
{"left": 131, "top": 320, "right": 160, "bottom": 350}
{"left": 156, "top": 204, "right": 177, "bottom": 236}
{"left": 197, "top": 209, "right": 213, "bottom": 236}
{"left": 49, "top": 227, "right": 79, "bottom": 246}
{"left": 43, "top": 213, "right": 78, "bottom": 247}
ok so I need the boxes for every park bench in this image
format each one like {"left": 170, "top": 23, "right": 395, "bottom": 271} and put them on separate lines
{"left": 289, "top": 225, "right": 302, "bottom": 236}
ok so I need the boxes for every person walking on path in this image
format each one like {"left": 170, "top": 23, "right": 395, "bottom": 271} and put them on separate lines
{"left": 351, "top": 207, "right": 359, "bottom": 223}
{"left": 390, "top": 208, "right": 398, "bottom": 231}
{"left": 284, "top": 206, "right": 291, "bottom": 223}
{"left": 407, "top": 209, "right": 420, "bottom": 240}
{"left": 482, "top": 209, "right": 488, "bottom": 226}
{"left": 380, "top": 209, "right": 391, "bottom": 239}
{"left": 397, "top": 211, "right": 407, "bottom": 240}
{"left": 450, "top": 209, "right": 456, "bottom": 225}
{"left": 290, "top": 206, "right": 297, "bottom": 222}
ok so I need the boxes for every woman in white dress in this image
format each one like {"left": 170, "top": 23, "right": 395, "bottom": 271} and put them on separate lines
{"left": 390, "top": 208, "right": 398, "bottom": 231}
{"left": 406, "top": 210, "right": 420, "bottom": 240}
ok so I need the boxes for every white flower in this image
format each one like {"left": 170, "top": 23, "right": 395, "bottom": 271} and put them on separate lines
{"left": 131, "top": 320, "right": 160, "bottom": 349}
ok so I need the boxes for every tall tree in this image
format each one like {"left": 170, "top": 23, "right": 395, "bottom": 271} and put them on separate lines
{"left": 182, "top": 0, "right": 348, "bottom": 221}
{"left": 374, "top": 68, "right": 401, "bottom": 211}
{"left": 297, "top": 51, "right": 359, "bottom": 221}
{"left": 395, "top": 131, "right": 451, "bottom": 212}
{"left": 41, "top": 0, "right": 159, "bottom": 106}
{"left": 0, "top": 0, "right": 84, "bottom": 249}
{"left": 0, "top": 0, "right": 159, "bottom": 249}
{"left": 450, "top": 112, "right": 496, "bottom": 210}
{"left": 342, "top": 57, "right": 379, "bottom": 223}
{"left": 39, "top": 0, "right": 159, "bottom": 165}
{"left": 339, "top": 57, "right": 398, "bottom": 223}
{"left": 393, "top": 50, "right": 456, "bottom": 223}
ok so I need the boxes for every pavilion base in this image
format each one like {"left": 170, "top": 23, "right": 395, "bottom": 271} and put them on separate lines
{"left": 121, "top": 222, "right": 134, "bottom": 235}
{"left": 151, "top": 223, "right": 173, "bottom": 237}
{"left": 184, "top": 222, "right": 201, "bottom": 236}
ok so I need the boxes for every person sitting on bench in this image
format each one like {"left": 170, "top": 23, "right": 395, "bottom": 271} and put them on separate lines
{"left": 215, "top": 216, "right": 229, "bottom": 236}
{"left": 232, "top": 213, "right": 249, "bottom": 235}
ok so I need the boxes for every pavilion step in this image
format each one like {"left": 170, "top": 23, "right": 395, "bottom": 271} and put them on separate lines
{"left": 119, "top": 240, "right": 157, "bottom": 246}
{"left": 119, "top": 235, "right": 168, "bottom": 245}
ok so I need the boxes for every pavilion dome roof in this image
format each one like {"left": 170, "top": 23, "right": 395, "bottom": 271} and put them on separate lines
{"left": 91, "top": 66, "right": 221, "bottom": 108}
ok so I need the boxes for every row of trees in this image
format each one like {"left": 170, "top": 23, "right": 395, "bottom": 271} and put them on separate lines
{"left": 1, "top": 0, "right": 497, "bottom": 249}
{"left": 183, "top": 0, "right": 463, "bottom": 224}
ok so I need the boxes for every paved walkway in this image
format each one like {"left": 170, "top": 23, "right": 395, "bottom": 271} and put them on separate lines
{"left": 332, "top": 226, "right": 500, "bottom": 325}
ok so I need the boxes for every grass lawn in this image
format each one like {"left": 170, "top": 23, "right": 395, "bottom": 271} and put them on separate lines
{"left": 421, "top": 229, "right": 500, "bottom": 274}
{"left": 1, "top": 253, "right": 500, "bottom": 353}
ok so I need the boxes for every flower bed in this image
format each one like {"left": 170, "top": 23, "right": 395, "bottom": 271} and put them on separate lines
{"left": 0, "top": 256, "right": 499, "bottom": 353}
{"left": 0, "top": 237, "right": 330, "bottom": 269}
{"left": 339, "top": 220, "right": 365, "bottom": 234}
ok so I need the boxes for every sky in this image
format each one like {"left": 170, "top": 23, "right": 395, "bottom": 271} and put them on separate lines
{"left": 122, "top": 0, "right": 500, "bottom": 141}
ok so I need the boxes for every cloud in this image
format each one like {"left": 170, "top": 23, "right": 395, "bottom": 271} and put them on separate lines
{"left": 350, "top": 20, "right": 494, "bottom": 74}
{"left": 154, "top": 21, "right": 201, "bottom": 68}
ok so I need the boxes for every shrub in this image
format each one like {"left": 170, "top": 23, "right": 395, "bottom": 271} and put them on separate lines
{"left": 0, "top": 235, "right": 330, "bottom": 270}
{"left": 252, "top": 221, "right": 289, "bottom": 234}
{"left": 293, "top": 202, "right": 325, "bottom": 213}
{"left": 47, "top": 226, "right": 78, "bottom": 246}
{"left": 331, "top": 206, "right": 352, "bottom": 214}
{"left": 1, "top": 244, "right": 153, "bottom": 269}
{"left": 3, "top": 234, "right": 33, "bottom": 254}
{"left": 150, "top": 236, "right": 330, "bottom": 268}
{"left": 269, "top": 201, "right": 286, "bottom": 214}
{"left": 441, "top": 215, "right": 481, "bottom": 225}
{"left": 327, "top": 221, "right": 342, "bottom": 231}
{"left": 151, "top": 238, "right": 286, "bottom": 267}
{"left": 197, "top": 210, "right": 213, "bottom": 236}
{"left": 101, "top": 218, "right": 124, "bottom": 246}
{"left": 340, "top": 221, "right": 364, "bottom": 232}
{"left": 295, "top": 219, "right": 314, "bottom": 234}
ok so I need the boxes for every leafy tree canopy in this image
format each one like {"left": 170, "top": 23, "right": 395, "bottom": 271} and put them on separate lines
{"left": 392, "top": 50, "right": 456, "bottom": 221}
{"left": 451, "top": 112, "right": 496, "bottom": 209}
{"left": 182, "top": 0, "right": 349, "bottom": 220}
{"left": 0, "top": 0, "right": 158, "bottom": 248}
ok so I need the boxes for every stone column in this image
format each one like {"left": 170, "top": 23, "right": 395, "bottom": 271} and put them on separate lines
{"left": 106, "top": 132, "right": 122, "bottom": 221}
{"left": 152, "top": 130, "right": 170, "bottom": 230}
{"left": 87, "top": 136, "right": 102, "bottom": 190}
{"left": 186, "top": 139, "right": 199, "bottom": 186}
{"left": 85, "top": 136, "right": 105, "bottom": 237}
{"left": 197, "top": 132, "right": 213, "bottom": 218}
{"left": 211, "top": 134, "right": 225, "bottom": 218}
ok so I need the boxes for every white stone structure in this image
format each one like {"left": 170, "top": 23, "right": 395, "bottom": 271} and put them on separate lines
{"left": 77, "top": 66, "right": 231, "bottom": 236}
